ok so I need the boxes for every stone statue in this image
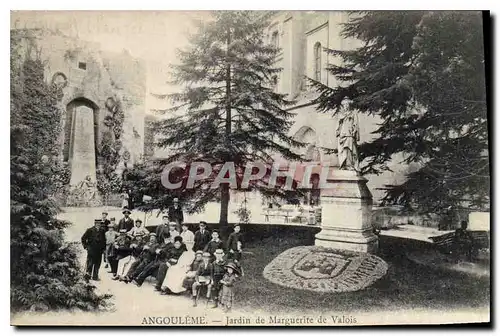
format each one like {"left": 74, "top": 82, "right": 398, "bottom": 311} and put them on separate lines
{"left": 336, "top": 107, "right": 360, "bottom": 172}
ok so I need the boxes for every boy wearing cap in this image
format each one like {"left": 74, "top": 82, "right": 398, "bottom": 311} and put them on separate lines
{"left": 193, "top": 221, "right": 211, "bottom": 252}
{"left": 81, "top": 219, "right": 106, "bottom": 281}
{"left": 104, "top": 223, "right": 118, "bottom": 269}
{"left": 128, "top": 219, "right": 150, "bottom": 238}
{"left": 226, "top": 224, "right": 243, "bottom": 262}
{"left": 209, "top": 248, "right": 227, "bottom": 308}
{"left": 192, "top": 252, "right": 214, "bottom": 307}
{"left": 182, "top": 250, "right": 204, "bottom": 291}
{"left": 203, "top": 230, "right": 224, "bottom": 258}
{"left": 118, "top": 209, "right": 134, "bottom": 232}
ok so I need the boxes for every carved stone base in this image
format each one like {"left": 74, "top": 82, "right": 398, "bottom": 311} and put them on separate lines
{"left": 315, "top": 169, "right": 379, "bottom": 253}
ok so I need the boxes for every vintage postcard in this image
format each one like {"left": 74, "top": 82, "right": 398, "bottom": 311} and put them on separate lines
{"left": 10, "top": 10, "right": 490, "bottom": 326}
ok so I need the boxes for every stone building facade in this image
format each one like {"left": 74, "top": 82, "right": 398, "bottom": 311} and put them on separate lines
{"left": 25, "top": 29, "right": 147, "bottom": 189}
{"left": 264, "top": 11, "right": 410, "bottom": 205}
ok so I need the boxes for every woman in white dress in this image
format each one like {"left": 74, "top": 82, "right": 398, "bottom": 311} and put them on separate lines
{"left": 161, "top": 249, "right": 195, "bottom": 293}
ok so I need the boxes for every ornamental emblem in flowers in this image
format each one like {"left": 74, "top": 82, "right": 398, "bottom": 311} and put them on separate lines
{"left": 293, "top": 252, "right": 350, "bottom": 279}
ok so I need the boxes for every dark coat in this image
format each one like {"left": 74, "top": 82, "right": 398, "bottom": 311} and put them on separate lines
{"left": 167, "top": 244, "right": 187, "bottom": 264}
{"left": 155, "top": 224, "right": 170, "bottom": 244}
{"left": 204, "top": 239, "right": 224, "bottom": 256}
{"left": 226, "top": 232, "right": 243, "bottom": 251}
{"left": 193, "top": 229, "right": 212, "bottom": 252}
{"left": 118, "top": 217, "right": 134, "bottom": 231}
{"left": 113, "top": 235, "right": 132, "bottom": 260}
{"left": 168, "top": 205, "right": 184, "bottom": 223}
{"left": 195, "top": 261, "right": 214, "bottom": 282}
{"left": 81, "top": 226, "right": 106, "bottom": 254}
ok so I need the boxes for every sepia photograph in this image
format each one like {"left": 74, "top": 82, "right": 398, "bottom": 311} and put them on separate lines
{"left": 9, "top": 9, "right": 490, "bottom": 326}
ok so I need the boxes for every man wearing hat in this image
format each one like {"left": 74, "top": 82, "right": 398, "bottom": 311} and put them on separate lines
{"left": 110, "top": 228, "right": 132, "bottom": 279}
{"left": 193, "top": 221, "right": 211, "bottom": 252}
{"left": 101, "top": 211, "right": 111, "bottom": 228}
{"left": 133, "top": 232, "right": 174, "bottom": 287}
{"left": 118, "top": 208, "right": 134, "bottom": 232}
{"left": 125, "top": 233, "right": 158, "bottom": 282}
{"left": 191, "top": 251, "right": 214, "bottom": 307}
{"left": 128, "top": 219, "right": 150, "bottom": 238}
{"left": 168, "top": 197, "right": 184, "bottom": 232}
{"left": 155, "top": 215, "right": 170, "bottom": 244}
{"left": 81, "top": 219, "right": 106, "bottom": 281}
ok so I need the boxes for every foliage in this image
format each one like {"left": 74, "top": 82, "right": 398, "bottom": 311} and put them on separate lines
{"left": 148, "top": 11, "right": 305, "bottom": 224}
{"left": 10, "top": 29, "right": 111, "bottom": 312}
{"left": 310, "top": 11, "right": 489, "bottom": 214}
{"left": 234, "top": 192, "right": 251, "bottom": 224}
{"left": 97, "top": 97, "right": 125, "bottom": 197}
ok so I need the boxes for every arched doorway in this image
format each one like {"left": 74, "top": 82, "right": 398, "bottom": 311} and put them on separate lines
{"left": 64, "top": 98, "right": 99, "bottom": 165}
{"left": 64, "top": 98, "right": 100, "bottom": 185}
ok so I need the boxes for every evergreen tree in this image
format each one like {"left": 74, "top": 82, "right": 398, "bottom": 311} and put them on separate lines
{"left": 311, "top": 11, "right": 489, "bottom": 215}
{"left": 152, "top": 11, "right": 304, "bottom": 225}
{"left": 10, "top": 29, "right": 110, "bottom": 312}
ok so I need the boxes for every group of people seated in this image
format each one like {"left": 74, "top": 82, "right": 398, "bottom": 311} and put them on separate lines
{"left": 104, "top": 213, "right": 244, "bottom": 312}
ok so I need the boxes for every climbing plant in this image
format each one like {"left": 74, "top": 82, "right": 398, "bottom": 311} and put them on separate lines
{"left": 97, "top": 96, "right": 125, "bottom": 201}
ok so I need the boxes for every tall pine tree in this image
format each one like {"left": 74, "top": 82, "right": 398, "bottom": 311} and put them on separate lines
{"left": 311, "top": 11, "right": 489, "bottom": 216}
{"left": 151, "top": 11, "right": 304, "bottom": 225}
{"left": 11, "top": 29, "right": 110, "bottom": 312}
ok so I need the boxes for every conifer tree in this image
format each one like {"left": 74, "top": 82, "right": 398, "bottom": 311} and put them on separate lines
{"left": 311, "top": 11, "right": 489, "bottom": 215}
{"left": 152, "top": 11, "right": 304, "bottom": 225}
{"left": 10, "top": 29, "right": 110, "bottom": 312}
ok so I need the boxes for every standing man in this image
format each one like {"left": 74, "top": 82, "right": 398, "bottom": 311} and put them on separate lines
{"left": 155, "top": 215, "right": 170, "bottom": 244}
{"left": 101, "top": 211, "right": 111, "bottom": 227}
{"left": 118, "top": 208, "right": 134, "bottom": 232}
{"left": 81, "top": 219, "right": 106, "bottom": 281}
{"left": 168, "top": 197, "right": 184, "bottom": 232}
{"left": 193, "top": 221, "right": 211, "bottom": 252}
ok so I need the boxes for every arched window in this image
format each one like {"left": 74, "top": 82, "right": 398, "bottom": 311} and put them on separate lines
{"left": 314, "top": 42, "right": 322, "bottom": 81}
{"left": 271, "top": 31, "right": 279, "bottom": 48}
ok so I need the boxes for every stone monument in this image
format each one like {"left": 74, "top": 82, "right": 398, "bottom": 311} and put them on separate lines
{"left": 68, "top": 105, "right": 100, "bottom": 206}
{"left": 315, "top": 107, "right": 379, "bottom": 253}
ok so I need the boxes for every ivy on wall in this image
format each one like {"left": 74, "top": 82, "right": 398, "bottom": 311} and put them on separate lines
{"left": 97, "top": 96, "right": 125, "bottom": 199}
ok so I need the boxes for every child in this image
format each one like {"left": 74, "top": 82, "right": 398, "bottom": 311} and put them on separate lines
{"left": 104, "top": 223, "right": 118, "bottom": 269}
{"left": 180, "top": 223, "right": 195, "bottom": 251}
{"left": 192, "top": 252, "right": 213, "bottom": 307}
{"left": 209, "top": 248, "right": 226, "bottom": 308}
{"left": 218, "top": 262, "right": 240, "bottom": 312}
{"left": 226, "top": 224, "right": 243, "bottom": 262}
{"left": 203, "top": 230, "right": 224, "bottom": 258}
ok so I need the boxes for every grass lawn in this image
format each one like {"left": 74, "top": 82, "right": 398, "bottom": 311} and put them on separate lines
{"left": 236, "top": 235, "right": 490, "bottom": 314}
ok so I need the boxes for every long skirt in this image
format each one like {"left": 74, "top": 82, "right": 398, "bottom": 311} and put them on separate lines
{"left": 162, "top": 264, "right": 191, "bottom": 293}
{"left": 117, "top": 256, "right": 136, "bottom": 277}
{"left": 219, "top": 285, "right": 235, "bottom": 309}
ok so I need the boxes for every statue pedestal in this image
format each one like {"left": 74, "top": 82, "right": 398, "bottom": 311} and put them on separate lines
{"left": 315, "top": 169, "right": 378, "bottom": 253}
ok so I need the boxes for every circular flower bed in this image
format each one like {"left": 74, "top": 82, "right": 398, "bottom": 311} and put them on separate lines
{"left": 263, "top": 246, "right": 388, "bottom": 293}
